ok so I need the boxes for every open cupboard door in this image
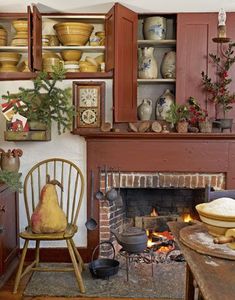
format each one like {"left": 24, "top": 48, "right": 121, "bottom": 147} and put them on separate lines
{"left": 106, "top": 4, "right": 137, "bottom": 122}
{"left": 32, "top": 5, "right": 42, "bottom": 71}
{"left": 27, "top": 6, "right": 33, "bottom": 72}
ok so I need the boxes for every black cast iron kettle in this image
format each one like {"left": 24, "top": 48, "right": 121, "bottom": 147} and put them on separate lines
{"left": 110, "top": 227, "right": 148, "bottom": 253}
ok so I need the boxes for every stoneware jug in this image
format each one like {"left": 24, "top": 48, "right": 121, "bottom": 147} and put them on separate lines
{"left": 156, "top": 89, "right": 175, "bottom": 120}
{"left": 161, "top": 51, "right": 176, "bottom": 79}
{"left": 137, "top": 98, "right": 153, "bottom": 121}
{"left": 138, "top": 47, "right": 158, "bottom": 79}
{"left": 0, "top": 153, "right": 20, "bottom": 172}
{"left": 143, "top": 16, "right": 167, "bottom": 40}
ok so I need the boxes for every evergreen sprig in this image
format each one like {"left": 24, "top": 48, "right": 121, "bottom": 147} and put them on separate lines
{"left": 201, "top": 42, "right": 235, "bottom": 118}
{"left": 2, "top": 64, "right": 76, "bottom": 135}
{"left": 0, "top": 170, "right": 22, "bottom": 192}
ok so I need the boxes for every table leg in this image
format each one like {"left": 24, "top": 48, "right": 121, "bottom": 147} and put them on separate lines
{"left": 185, "top": 263, "right": 195, "bottom": 300}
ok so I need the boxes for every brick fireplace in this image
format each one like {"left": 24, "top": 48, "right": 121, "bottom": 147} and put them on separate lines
{"left": 98, "top": 171, "right": 225, "bottom": 255}
{"left": 82, "top": 134, "right": 235, "bottom": 261}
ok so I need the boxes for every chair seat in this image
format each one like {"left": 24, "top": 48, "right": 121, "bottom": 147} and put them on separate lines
{"left": 19, "top": 224, "right": 78, "bottom": 240}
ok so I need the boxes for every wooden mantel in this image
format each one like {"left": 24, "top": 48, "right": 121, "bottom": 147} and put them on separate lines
{"left": 83, "top": 133, "right": 235, "bottom": 260}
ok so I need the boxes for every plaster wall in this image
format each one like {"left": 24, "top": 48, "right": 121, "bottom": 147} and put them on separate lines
{"left": 1, "top": 0, "right": 235, "bottom": 249}
{"left": 0, "top": 79, "right": 113, "bottom": 248}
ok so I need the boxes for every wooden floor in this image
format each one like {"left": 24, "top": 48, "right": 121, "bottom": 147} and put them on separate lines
{"left": 0, "top": 268, "right": 177, "bottom": 300}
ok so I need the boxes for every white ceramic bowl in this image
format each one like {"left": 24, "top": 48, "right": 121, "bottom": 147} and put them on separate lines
{"left": 196, "top": 198, "right": 235, "bottom": 236}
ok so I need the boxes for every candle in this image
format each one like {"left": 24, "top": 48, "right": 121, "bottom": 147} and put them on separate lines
{"left": 218, "top": 8, "right": 226, "bottom": 38}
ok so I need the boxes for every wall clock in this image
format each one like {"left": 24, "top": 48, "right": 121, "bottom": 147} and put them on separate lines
{"left": 73, "top": 81, "right": 105, "bottom": 131}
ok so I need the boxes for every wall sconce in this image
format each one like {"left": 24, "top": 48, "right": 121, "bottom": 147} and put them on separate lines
{"left": 212, "top": 8, "right": 230, "bottom": 43}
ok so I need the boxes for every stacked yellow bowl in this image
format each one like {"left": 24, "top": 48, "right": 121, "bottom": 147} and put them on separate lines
{"left": 61, "top": 50, "right": 82, "bottom": 73}
{"left": 196, "top": 197, "right": 235, "bottom": 236}
{"left": 53, "top": 22, "right": 94, "bottom": 46}
{"left": 79, "top": 57, "right": 98, "bottom": 72}
{"left": 0, "top": 26, "right": 7, "bottom": 46}
{"left": 0, "top": 52, "right": 21, "bottom": 72}
{"left": 11, "top": 19, "right": 28, "bottom": 46}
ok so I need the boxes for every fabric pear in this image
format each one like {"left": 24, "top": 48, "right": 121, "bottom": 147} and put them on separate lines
{"left": 31, "top": 182, "right": 67, "bottom": 233}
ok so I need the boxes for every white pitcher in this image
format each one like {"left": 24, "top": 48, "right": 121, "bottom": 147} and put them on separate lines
{"left": 137, "top": 98, "right": 153, "bottom": 121}
{"left": 138, "top": 47, "right": 158, "bottom": 79}
{"left": 156, "top": 89, "right": 174, "bottom": 120}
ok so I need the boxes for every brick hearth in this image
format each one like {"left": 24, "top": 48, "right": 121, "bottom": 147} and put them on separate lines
{"left": 98, "top": 171, "right": 225, "bottom": 256}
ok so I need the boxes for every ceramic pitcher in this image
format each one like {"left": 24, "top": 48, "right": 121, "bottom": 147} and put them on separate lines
{"left": 161, "top": 51, "right": 176, "bottom": 79}
{"left": 138, "top": 47, "right": 158, "bottom": 79}
{"left": 137, "top": 98, "right": 153, "bottom": 120}
{"left": 156, "top": 89, "right": 175, "bottom": 120}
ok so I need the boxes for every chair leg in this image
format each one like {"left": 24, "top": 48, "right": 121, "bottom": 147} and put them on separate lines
{"left": 35, "top": 240, "right": 40, "bottom": 267}
{"left": 66, "top": 239, "right": 85, "bottom": 293}
{"left": 70, "top": 238, "right": 85, "bottom": 271}
{"left": 13, "top": 239, "right": 29, "bottom": 294}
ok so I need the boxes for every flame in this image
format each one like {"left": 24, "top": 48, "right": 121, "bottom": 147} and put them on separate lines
{"left": 158, "top": 245, "right": 174, "bottom": 253}
{"left": 150, "top": 208, "right": 158, "bottom": 217}
{"left": 182, "top": 213, "right": 193, "bottom": 223}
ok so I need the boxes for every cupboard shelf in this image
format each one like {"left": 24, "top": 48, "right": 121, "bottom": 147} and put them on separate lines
{"left": 42, "top": 46, "right": 105, "bottom": 52}
{"left": 138, "top": 39, "right": 176, "bottom": 47}
{"left": 137, "top": 78, "right": 176, "bottom": 83}
{"left": 0, "top": 46, "right": 28, "bottom": 52}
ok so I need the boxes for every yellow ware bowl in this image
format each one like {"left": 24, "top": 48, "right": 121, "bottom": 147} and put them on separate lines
{"left": 196, "top": 198, "right": 235, "bottom": 236}
{"left": 11, "top": 38, "right": 28, "bottom": 46}
{"left": 0, "top": 29, "right": 7, "bottom": 37}
{"left": 0, "top": 52, "right": 21, "bottom": 63}
{"left": 79, "top": 64, "right": 98, "bottom": 72}
{"left": 61, "top": 50, "right": 82, "bottom": 61}
{"left": 43, "top": 52, "right": 61, "bottom": 59}
{"left": 95, "top": 54, "right": 105, "bottom": 64}
{"left": 0, "top": 38, "right": 7, "bottom": 46}
{"left": 12, "top": 19, "right": 28, "bottom": 32}
{"left": 53, "top": 22, "right": 94, "bottom": 46}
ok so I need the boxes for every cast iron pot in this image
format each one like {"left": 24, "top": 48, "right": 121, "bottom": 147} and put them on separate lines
{"left": 110, "top": 227, "right": 148, "bottom": 253}
{"left": 89, "top": 241, "right": 119, "bottom": 279}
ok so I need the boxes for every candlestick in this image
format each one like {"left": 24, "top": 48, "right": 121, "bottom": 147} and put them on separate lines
{"left": 218, "top": 8, "right": 226, "bottom": 38}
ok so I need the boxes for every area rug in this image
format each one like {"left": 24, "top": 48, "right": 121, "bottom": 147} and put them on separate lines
{"left": 24, "top": 261, "right": 186, "bottom": 299}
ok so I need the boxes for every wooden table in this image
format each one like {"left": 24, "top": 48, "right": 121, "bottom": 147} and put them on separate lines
{"left": 168, "top": 221, "right": 235, "bottom": 300}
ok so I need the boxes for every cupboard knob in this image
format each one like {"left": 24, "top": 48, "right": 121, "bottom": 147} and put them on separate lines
{"left": 0, "top": 225, "right": 4, "bottom": 233}
{"left": 0, "top": 205, "right": 5, "bottom": 212}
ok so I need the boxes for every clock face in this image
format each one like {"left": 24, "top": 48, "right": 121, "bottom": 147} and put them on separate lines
{"left": 80, "top": 108, "right": 98, "bottom": 126}
{"left": 79, "top": 88, "right": 98, "bottom": 107}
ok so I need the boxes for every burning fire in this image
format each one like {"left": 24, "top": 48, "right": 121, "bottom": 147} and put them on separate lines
{"left": 182, "top": 213, "right": 193, "bottom": 223}
{"left": 150, "top": 208, "right": 158, "bottom": 217}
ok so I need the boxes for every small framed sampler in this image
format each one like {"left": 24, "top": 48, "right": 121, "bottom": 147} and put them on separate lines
{"left": 73, "top": 81, "right": 105, "bottom": 133}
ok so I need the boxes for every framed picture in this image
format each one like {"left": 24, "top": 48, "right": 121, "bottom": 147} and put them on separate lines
{"left": 73, "top": 81, "right": 105, "bottom": 132}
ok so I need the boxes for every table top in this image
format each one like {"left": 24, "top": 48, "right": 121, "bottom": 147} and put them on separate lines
{"left": 168, "top": 221, "right": 235, "bottom": 300}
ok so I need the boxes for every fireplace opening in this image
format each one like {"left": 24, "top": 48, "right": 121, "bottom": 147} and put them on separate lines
{"left": 99, "top": 171, "right": 225, "bottom": 258}
{"left": 112, "top": 187, "right": 204, "bottom": 259}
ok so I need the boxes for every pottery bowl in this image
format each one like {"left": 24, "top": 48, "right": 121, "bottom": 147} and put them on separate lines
{"left": 0, "top": 52, "right": 21, "bottom": 63}
{"left": 196, "top": 198, "right": 235, "bottom": 236}
{"left": 12, "top": 19, "right": 28, "bottom": 32}
{"left": 61, "top": 50, "right": 82, "bottom": 61}
{"left": 0, "top": 27, "right": 7, "bottom": 38}
{"left": 53, "top": 22, "right": 94, "bottom": 45}
{"left": 64, "top": 61, "right": 79, "bottom": 72}
{"left": 43, "top": 52, "right": 61, "bottom": 59}
{"left": 0, "top": 38, "right": 7, "bottom": 46}
{"left": 79, "top": 64, "right": 98, "bottom": 72}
